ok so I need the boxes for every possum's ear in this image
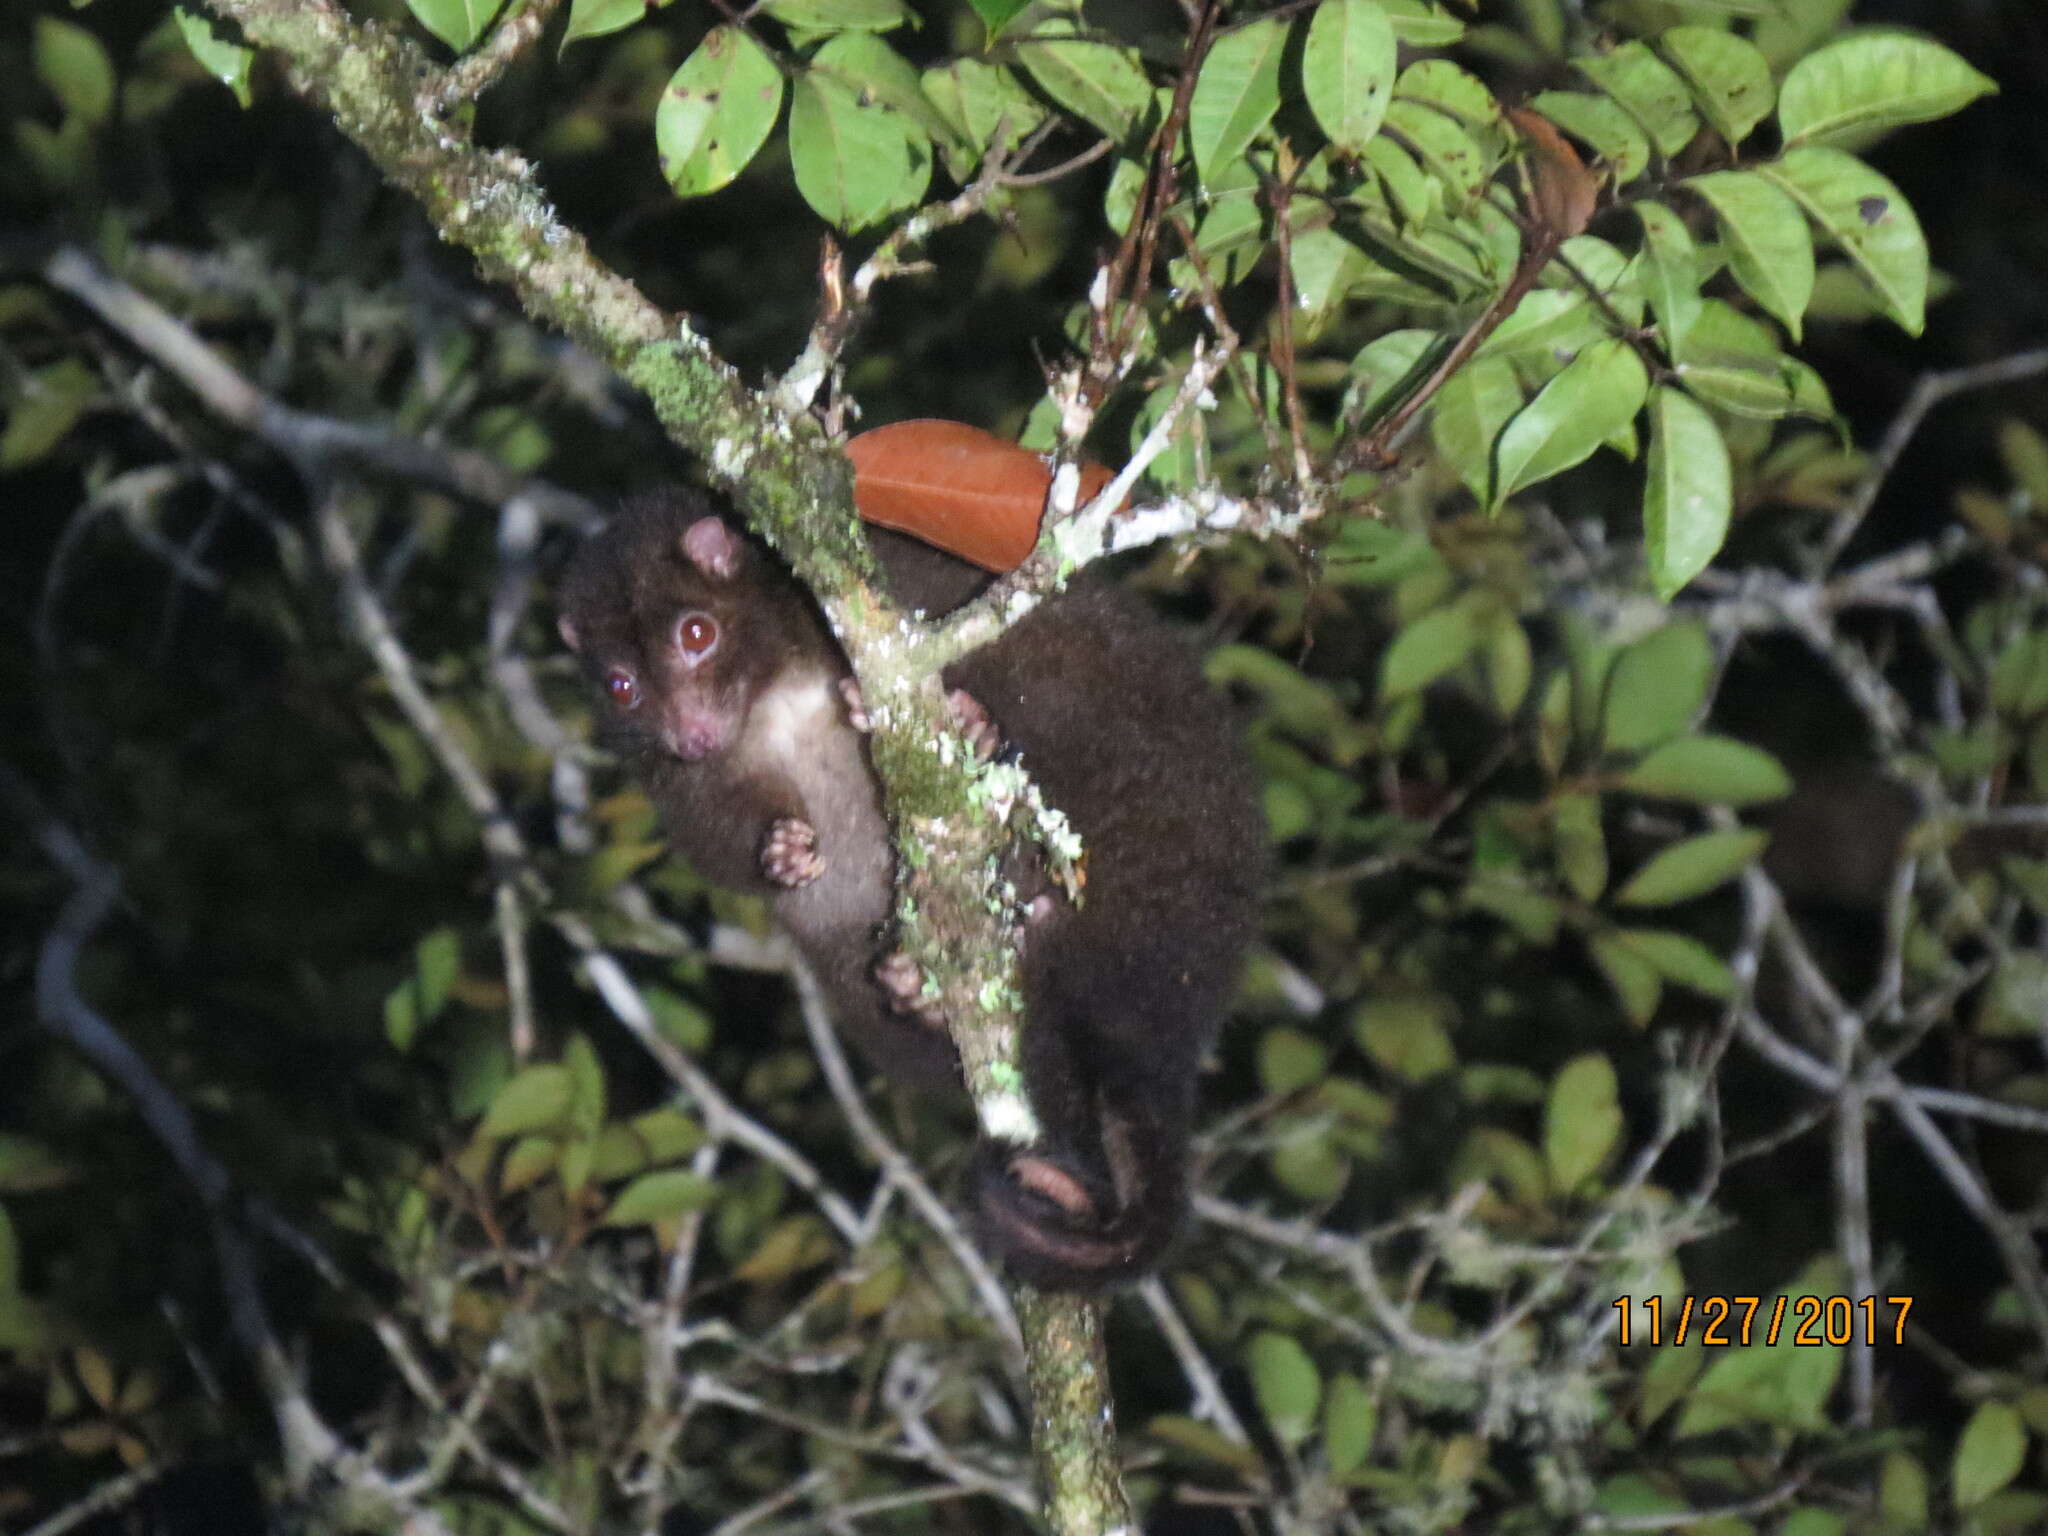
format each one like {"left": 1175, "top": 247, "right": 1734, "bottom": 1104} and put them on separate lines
{"left": 557, "top": 614, "right": 581, "bottom": 652}
{"left": 682, "top": 517, "right": 743, "bottom": 579}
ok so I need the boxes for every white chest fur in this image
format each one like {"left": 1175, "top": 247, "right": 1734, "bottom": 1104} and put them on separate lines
{"left": 743, "top": 668, "right": 841, "bottom": 764}
{"left": 741, "top": 666, "right": 891, "bottom": 935}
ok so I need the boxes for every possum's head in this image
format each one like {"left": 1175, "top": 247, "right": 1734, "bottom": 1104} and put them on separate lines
{"left": 558, "top": 493, "right": 829, "bottom": 764}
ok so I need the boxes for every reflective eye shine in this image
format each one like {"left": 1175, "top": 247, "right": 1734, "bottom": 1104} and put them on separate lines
{"left": 678, "top": 611, "right": 719, "bottom": 659}
{"left": 605, "top": 669, "right": 640, "bottom": 709}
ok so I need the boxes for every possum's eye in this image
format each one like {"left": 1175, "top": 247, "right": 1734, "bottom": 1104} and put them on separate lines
{"left": 677, "top": 611, "right": 719, "bottom": 660}
{"left": 605, "top": 669, "right": 641, "bottom": 709}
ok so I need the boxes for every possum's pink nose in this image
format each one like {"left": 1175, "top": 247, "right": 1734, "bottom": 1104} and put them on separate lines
{"left": 663, "top": 709, "right": 731, "bottom": 760}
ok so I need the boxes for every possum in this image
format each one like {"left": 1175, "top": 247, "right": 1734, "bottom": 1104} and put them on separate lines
{"left": 556, "top": 488, "right": 1264, "bottom": 1289}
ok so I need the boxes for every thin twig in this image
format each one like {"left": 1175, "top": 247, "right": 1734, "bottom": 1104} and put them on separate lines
{"left": 421, "top": 0, "right": 565, "bottom": 116}
{"left": 1817, "top": 345, "right": 2048, "bottom": 571}
{"left": 42, "top": 246, "right": 600, "bottom": 530}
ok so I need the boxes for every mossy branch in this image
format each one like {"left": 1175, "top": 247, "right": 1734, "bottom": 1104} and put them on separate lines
{"left": 195, "top": 1, "right": 1131, "bottom": 1528}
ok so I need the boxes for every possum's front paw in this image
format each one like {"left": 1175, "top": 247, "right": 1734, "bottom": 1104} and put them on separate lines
{"left": 875, "top": 950, "right": 947, "bottom": 1029}
{"left": 947, "top": 688, "right": 1002, "bottom": 762}
{"left": 837, "top": 676, "right": 870, "bottom": 732}
{"left": 761, "top": 817, "right": 825, "bottom": 887}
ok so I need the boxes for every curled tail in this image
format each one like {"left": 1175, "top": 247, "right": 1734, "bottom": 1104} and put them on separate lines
{"left": 968, "top": 1126, "right": 1191, "bottom": 1291}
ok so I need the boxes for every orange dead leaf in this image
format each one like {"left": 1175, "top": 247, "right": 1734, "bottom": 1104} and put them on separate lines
{"left": 845, "top": 419, "right": 1120, "bottom": 573}
{"left": 1508, "top": 107, "right": 1600, "bottom": 242}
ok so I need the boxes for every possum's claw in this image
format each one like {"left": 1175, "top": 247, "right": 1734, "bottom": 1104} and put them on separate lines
{"left": 875, "top": 950, "right": 948, "bottom": 1029}
{"left": 761, "top": 817, "right": 825, "bottom": 887}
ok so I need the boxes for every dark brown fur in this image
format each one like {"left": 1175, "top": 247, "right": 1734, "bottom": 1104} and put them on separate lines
{"left": 558, "top": 489, "right": 1264, "bottom": 1288}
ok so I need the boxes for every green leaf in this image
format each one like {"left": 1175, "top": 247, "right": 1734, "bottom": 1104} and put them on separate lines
{"left": 564, "top": 1033, "right": 607, "bottom": 1137}
{"left": 1017, "top": 36, "right": 1152, "bottom": 141}
{"left": 1487, "top": 612, "right": 1533, "bottom": 715}
{"left": 1343, "top": 328, "right": 1436, "bottom": 428}
{"left": 1643, "top": 385, "right": 1731, "bottom": 599}
{"left": 1492, "top": 338, "right": 1649, "bottom": 508}
{"left": 1554, "top": 792, "right": 1608, "bottom": 903}
{"left": 1637, "top": 1334, "right": 1705, "bottom": 1427}
{"left": 1638, "top": 201, "right": 1703, "bottom": 348}
{"left": 2000, "top": 420, "right": 2048, "bottom": 508}
{"left": 1463, "top": 875, "right": 1563, "bottom": 945}
{"left": 1352, "top": 994, "right": 1456, "bottom": 1081}
{"left": 1148, "top": 1415, "right": 1265, "bottom": 1472}
{"left": 788, "top": 61, "right": 930, "bottom": 230}
{"left": 1429, "top": 356, "right": 1523, "bottom": 503}
{"left": 1619, "top": 734, "right": 1791, "bottom": 805}
{"left": 1383, "top": 100, "right": 1491, "bottom": 201}
{"left": 416, "top": 929, "right": 460, "bottom": 1017}
{"left": 1779, "top": 31, "right": 1997, "bottom": 150}
{"left": 588, "top": 1122, "right": 653, "bottom": 1182}
{"left": 813, "top": 33, "right": 959, "bottom": 157}
{"left": 173, "top": 8, "right": 254, "bottom": 106}
{"left": 1602, "top": 627, "right": 1711, "bottom": 736}
{"left": 1657, "top": 27, "right": 1773, "bottom": 146}
{"left": 1477, "top": 288, "right": 1601, "bottom": 367}
{"left": 1363, "top": 137, "right": 1437, "bottom": 227}
{"left": 0, "top": 1207, "right": 16, "bottom": 1295}
{"left": 1395, "top": 59, "right": 1502, "bottom": 131}
{"left": 1530, "top": 90, "right": 1649, "bottom": 182}
{"left": 0, "top": 1134, "right": 68, "bottom": 1194}
{"left": 1613, "top": 928, "right": 1737, "bottom": 999}
{"left": 1578, "top": 41, "right": 1698, "bottom": 159}
{"left": 1548, "top": 234, "right": 1640, "bottom": 316}
{"left": 406, "top": 0, "right": 507, "bottom": 54}
{"left": 763, "top": 0, "right": 912, "bottom": 31}
{"left": 1208, "top": 645, "right": 1365, "bottom": 749}
{"left": 1187, "top": 17, "right": 1286, "bottom": 184}
{"left": 1381, "top": 596, "right": 1485, "bottom": 699}
{"left": 1679, "top": 1329, "right": 1842, "bottom": 1436}
{"left": 967, "top": 0, "right": 1032, "bottom": 35}
{"left": 1377, "top": 0, "right": 1464, "bottom": 46}
{"left": 1687, "top": 170, "right": 1815, "bottom": 338}
{"left": 384, "top": 928, "right": 461, "bottom": 1052}
{"left": 1288, "top": 228, "right": 1367, "bottom": 340}
{"left": 1323, "top": 1374, "right": 1377, "bottom": 1475}
{"left": 1303, "top": 0, "right": 1397, "bottom": 155}
{"left": 1758, "top": 147, "right": 1928, "bottom": 336}
{"left": 1617, "top": 828, "right": 1768, "bottom": 907}
{"left": 1347, "top": 194, "right": 1500, "bottom": 297}
{"left": 602, "top": 1168, "right": 719, "bottom": 1227}
{"left": 922, "top": 57, "right": 1045, "bottom": 177}
{"left": 1981, "top": 954, "right": 2048, "bottom": 1038}
{"left": 1545, "top": 1053, "right": 1623, "bottom": 1191}
{"left": 630, "top": 1106, "right": 707, "bottom": 1163}
{"left": 1, "top": 358, "right": 96, "bottom": 471}
{"left": 1270, "top": 1128, "right": 1351, "bottom": 1202}
{"left": 478, "top": 1065, "right": 575, "bottom": 1139}
{"left": 562, "top": 0, "right": 646, "bottom": 47}
{"left": 1258, "top": 1028, "right": 1330, "bottom": 1095}
{"left": 1881, "top": 1450, "right": 1930, "bottom": 1528}
{"left": 1675, "top": 354, "right": 1834, "bottom": 422}
{"left": 1458, "top": 1126, "right": 1549, "bottom": 1205}
{"left": 734, "top": 1214, "right": 836, "bottom": 1282}
{"left": 34, "top": 17, "right": 116, "bottom": 126}
{"left": 500, "top": 1136, "right": 559, "bottom": 1193}
{"left": 1953, "top": 1402, "right": 2028, "bottom": 1509}
{"left": 1246, "top": 1331, "right": 1322, "bottom": 1447}
{"left": 1588, "top": 931, "right": 1662, "bottom": 1026}
{"left": 1754, "top": 0, "right": 1856, "bottom": 70}
{"left": 655, "top": 28, "right": 784, "bottom": 197}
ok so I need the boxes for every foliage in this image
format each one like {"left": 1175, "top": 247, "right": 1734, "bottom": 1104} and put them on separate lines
{"left": 2, "top": 0, "right": 2045, "bottom": 1533}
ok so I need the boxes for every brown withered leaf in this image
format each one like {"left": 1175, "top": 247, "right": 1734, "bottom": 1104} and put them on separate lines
{"left": 1507, "top": 107, "right": 1600, "bottom": 242}
{"left": 845, "top": 418, "right": 1119, "bottom": 573}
